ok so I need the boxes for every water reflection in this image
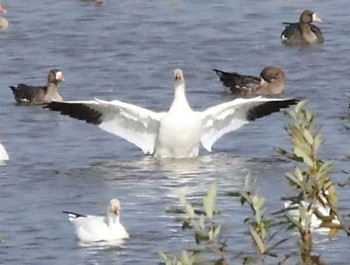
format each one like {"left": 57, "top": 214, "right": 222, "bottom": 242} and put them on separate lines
{"left": 85, "top": 153, "right": 253, "bottom": 201}
{"left": 77, "top": 239, "right": 127, "bottom": 249}
{"left": 90, "top": 153, "right": 251, "bottom": 177}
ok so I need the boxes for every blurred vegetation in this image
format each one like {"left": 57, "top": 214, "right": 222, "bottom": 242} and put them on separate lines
{"left": 159, "top": 101, "right": 348, "bottom": 265}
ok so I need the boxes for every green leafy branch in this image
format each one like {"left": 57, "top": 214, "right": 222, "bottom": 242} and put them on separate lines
{"left": 274, "top": 101, "right": 349, "bottom": 264}
{"left": 159, "top": 183, "right": 229, "bottom": 265}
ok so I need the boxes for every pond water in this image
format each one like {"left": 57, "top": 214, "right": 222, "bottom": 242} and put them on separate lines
{"left": 0, "top": 0, "right": 350, "bottom": 264}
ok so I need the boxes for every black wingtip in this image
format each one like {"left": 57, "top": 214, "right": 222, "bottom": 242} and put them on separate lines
{"left": 62, "top": 211, "right": 87, "bottom": 218}
{"left": 9, "top": 86, "right": 17, "bottom": 91}
{"left": 213, "top": 69, "right": 224, "bottom": 77}
{"left": 246, "top": 98, "right": 299, "bottom": 121}
{"left": 45, "top": 101, "right": 103, "bottom": 125}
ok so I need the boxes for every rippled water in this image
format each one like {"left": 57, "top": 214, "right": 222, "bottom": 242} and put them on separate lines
{"left": 1, "top": 1, "right": 350, "bottom": 264}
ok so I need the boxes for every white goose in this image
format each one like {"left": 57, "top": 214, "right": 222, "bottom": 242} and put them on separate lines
{"left": 63, "top": 199, "right": 129, "bottom": 242}
{"left": 284, "top": 200, "right": 340, "bottom": 231}
{"left": 47, "top": 69, "right": 297, "bottom": 159}
{"left": 0, "top": 142, "right": 9, "bottom": 161}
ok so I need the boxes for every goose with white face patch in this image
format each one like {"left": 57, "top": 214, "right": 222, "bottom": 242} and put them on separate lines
{"left": 9, "top": 69, "right": 64, "bottom": 105}
{"left": 46, "top": 69, "right": 298, "bottom": 159}
{"left": 63, "top": 199, "right": 129, "bottom": 243}
{"left": 281, "top": 10, "right": 324, "bottom": 46}
{"left": 0, "top": 5, "right": 9, "bottom": 31}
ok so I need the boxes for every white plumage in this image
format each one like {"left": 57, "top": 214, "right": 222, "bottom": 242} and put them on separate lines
{"left": 284, "top": 200, "right": 340, "bottom": 231}
{"left": 47, "top": 69, "right": 297, "bottom": 159}
{"left": 63, "top": 199, "right": 129, "bottom": 242}
{"left": 0, "top": 142, "right": 9, "bottom": 161}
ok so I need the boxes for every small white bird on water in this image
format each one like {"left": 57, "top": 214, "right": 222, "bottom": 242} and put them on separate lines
{"left": 284, "top": 200, "right": 340, "bottom": 232}
{"left": 63, "top": 199, "right": 129, "bottom": 242}
{"left": 0, "top": 142, "right": 9, "bottom": 161}
{"left": 47, "top": 69, "right": 297, "bottom": 159}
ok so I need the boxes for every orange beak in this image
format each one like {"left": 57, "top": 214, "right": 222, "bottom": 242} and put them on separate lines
{"left": 0, "top": 6, "right": 7, "bottom": 14}
{"left": 312, "top": 14, "right": 322, "bottom": 23}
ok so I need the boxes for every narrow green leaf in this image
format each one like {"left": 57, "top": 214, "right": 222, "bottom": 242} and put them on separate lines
{"left": 158, "top": 251, "right": 168, "bottom": 262}
{"left": 185, "top": 203, "right": 195, "bottom": 218}
{"left": 239, "top": 191, "right": 252, "bottom": 205}
{"left": 208, "top": 229, "right": 214, "bottom": 241}
{"left": 254, "top": 196, "right": 265, "bottom": 210}
{"left": 313, "top": 134, "right": 324, "bottom": 155}
{"left": 285, "top": 172, "right": 302, "bottom": 187}
{"left": 326, "top": 184, "right": 338, "bottom": 208}
{"left": 294, "top": 147, "right": 314, "bottom": 167}
{"left": 285, "top": 214, "right": 303, "bottom": 230}
{"left": 295, "top": 100, "right": 307, "bottom": 114}
{"left": 214, "top": 225, "right": 221, "bottom": 238}
{"left": 303, "top": 129, "right": 314, "bottom": 145}
{"left": 249, "top": 226, "right": 266, "bottom": 254}
{"left": 318, "top": 160, "right": 333, "bottom": 175}
{"left": 203, "top": 183, "right": 216, "bottom": 218}
{"left": 294, "top": 167, "right": 304, "bottom": 182}
{"left": 181, "top": 250, "right": 192, "bottom": 265}
{"left": 273, "top": 147, "right": 303, "bottom": 162}
{"left": 199, "top": 215, "right": 205, "bottom": 230}
{"left": 273, "top": 147, "right": 289, "bottom": 156}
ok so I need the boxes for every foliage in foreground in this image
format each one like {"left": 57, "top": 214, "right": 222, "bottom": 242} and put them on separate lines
{"left": 159, "top": 101, "right": 348, "bottom": 265}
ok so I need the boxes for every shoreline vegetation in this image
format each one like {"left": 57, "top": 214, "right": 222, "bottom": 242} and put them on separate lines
{"left": 159, "top": 101, "right": 349, "bottom": 265}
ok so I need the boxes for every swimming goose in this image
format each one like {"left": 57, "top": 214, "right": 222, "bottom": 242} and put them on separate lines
{"left": 0, "top": 5, "right": 10, "bottom": 31}
{"left": 284, "top": 200, "right": 340, "bottom": 231}
{"left": 281, "top": 10, "right": 324, "bottom": 46}
{"left": 0, "top": 5, "right": 8, "bottom": 30}
{"left": 9, "top": 69, "right": 64, "bottom": 105}
{"left": 0, "top": 142, "right": 9, "bottom": 161}
{"left": 63, "top": 199, "right": 129, "bottom": 242}
{"left": 46, "top": 69, "right": 298, "bottom": 159}
{"left": 213, "top": 67, "right": 285, "bottom": 96}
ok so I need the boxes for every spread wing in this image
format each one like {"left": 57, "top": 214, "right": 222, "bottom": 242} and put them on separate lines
{"left": 200, "top": 97, "right": 298, "bottom": 151}
{"left": 46, "top": 99, "right": 163, "bottom": 154}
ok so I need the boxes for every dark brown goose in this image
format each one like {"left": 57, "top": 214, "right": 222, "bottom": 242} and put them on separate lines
{"left": 9, "top": 69, "right": 64, "bottom": 105}
{"left": 214, "top": 66, "right": 285, "bottom": 96}
{"left": 281, "top": 10, "right": 324, "bottom": 46}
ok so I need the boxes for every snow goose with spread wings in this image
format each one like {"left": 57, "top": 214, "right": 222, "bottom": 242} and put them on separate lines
{"left": 46, "top": 69, "right": 298, "bottom": 159}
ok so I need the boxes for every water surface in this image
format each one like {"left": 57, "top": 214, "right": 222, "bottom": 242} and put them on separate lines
{"left": 1, "top": 1, "right": 350, "bottom": 264}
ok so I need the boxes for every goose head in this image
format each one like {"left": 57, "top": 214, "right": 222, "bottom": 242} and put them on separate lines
{"left": 107, "top": 198, "right": 121, "bottom": 217}
{"left": 48, "top": 69, "right": 65, "bottom": 85}
{"left": 260, "top": 66, "right": 285, "bottom": 83}
{"left": 300, "top": 10, "right": 322, "bottom": 23}
{"left": 173, "top": 69, "right": 185, "bottom": 90}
